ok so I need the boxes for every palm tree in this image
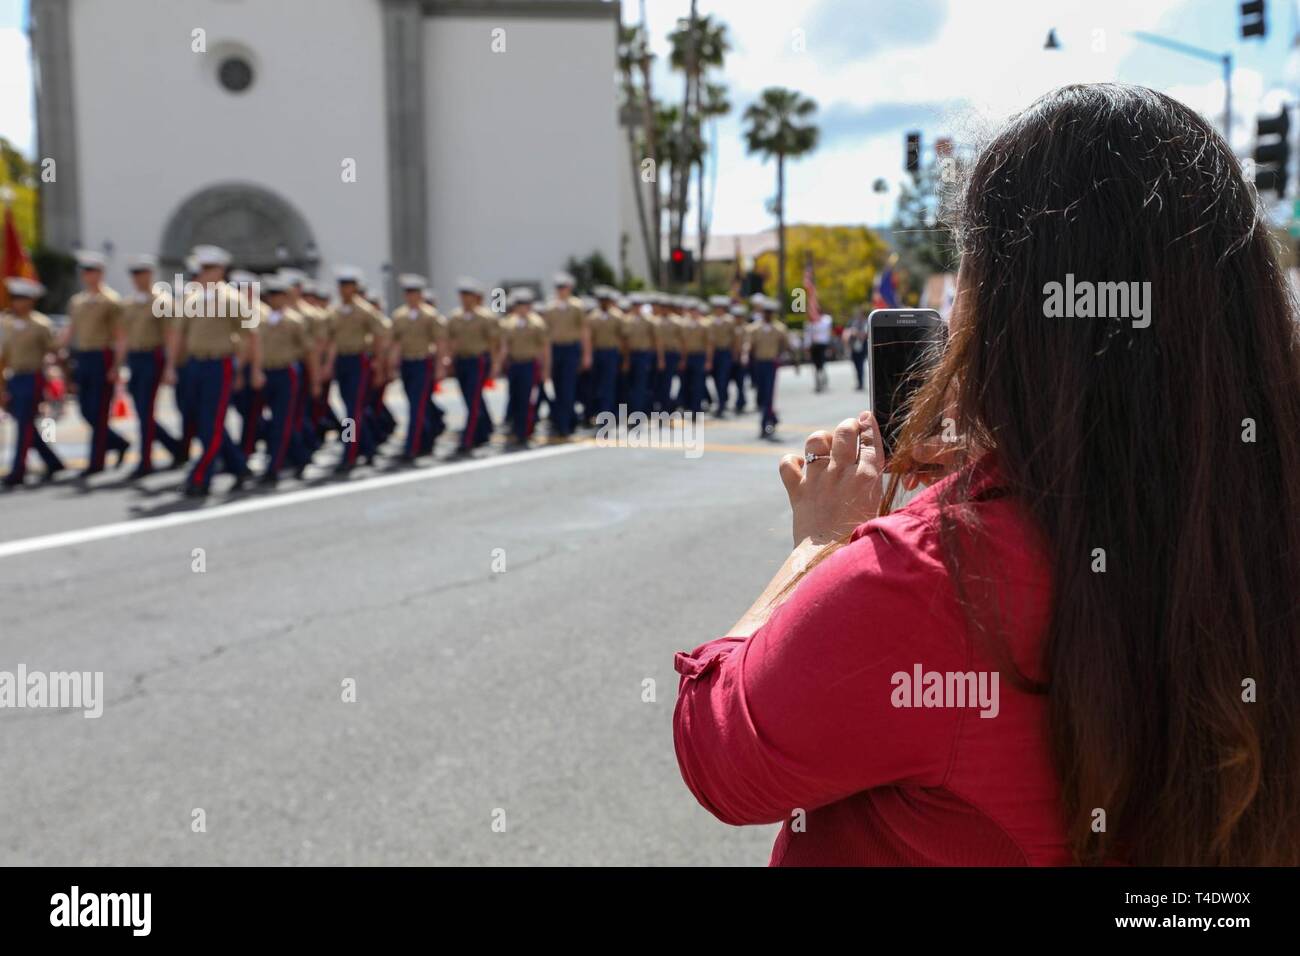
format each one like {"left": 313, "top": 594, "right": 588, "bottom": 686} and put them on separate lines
{"left": 667, "top": 9, "right": 730, "bottom": 256}
{"left": 696, "top": 80, "right": 730, "bottom": 293}
{"left": 742, "top": 88, "right": 819, "bottom": 316}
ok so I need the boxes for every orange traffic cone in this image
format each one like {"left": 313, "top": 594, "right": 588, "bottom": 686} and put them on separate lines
{"left": 111, "top": 383, "right": 130, "bottom": 420}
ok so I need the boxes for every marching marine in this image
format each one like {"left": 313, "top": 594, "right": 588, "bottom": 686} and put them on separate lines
{"left": 446, "top": 277, "right": 500, "bottom": 455}
{"left": 539, "top": 272, "right": 590, "bottom": 437}
{"left": 0, "top": 277, "right": 65, "bottom": 487}
{"left": 121, "top": 254, "right": 184, "bottom": 476}
{"left": 389, "top": 274, "right": 448, "bottom": 462}
{"left": 499, "top": 287, "right": 550, "bottom": 447}
{"left": 64, "top": 250, "right": 129, "bottom": 476}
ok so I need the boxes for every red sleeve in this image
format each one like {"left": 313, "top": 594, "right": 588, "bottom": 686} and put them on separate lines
{"left": 673, "top": 511, "right": 971, "bottom": 826}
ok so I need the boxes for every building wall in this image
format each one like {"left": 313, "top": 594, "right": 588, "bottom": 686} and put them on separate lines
{"left": 67, "top": 0, "right": 390, "bottom": 293}
{"left": 424, "top": 13, "right": 621, "bottom": 302}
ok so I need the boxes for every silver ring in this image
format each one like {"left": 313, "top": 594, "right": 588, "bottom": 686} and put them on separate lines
{"left": 804, "top": 452, "right": 830, "bottom": 464}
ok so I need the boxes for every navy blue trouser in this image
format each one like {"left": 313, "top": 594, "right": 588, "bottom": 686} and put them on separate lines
{"left": 655, "top": 351, "right": 681, "bottom": 412}
{"left": 851, "top": 346, "right": 867, "bottom": 389}
{"left": 679, "top": 352, "right": 708, "bottom": 414}
{"left": 234, "top": 372, "right": 264, "bottom": 456}
{"left": 627, "top": 350, "right": 653, "bottom": 416}
{"left": 454, "top": 353, "right": 493, "bottom": 451}
{"left": 731, "top": 357, "right": 749, "bottom": 411}
{"left": 711, "top": 350, "right": 733, "bottom": 412}
{"left": 400, "top": 357, "right": 442, "bottom": 456}
{"left": 549, "top": 342, "right": 581, "bottom": 435}
{"left": 752, "top": 359, "right": 779, "bottom": 432}
{"left": 186, "top": 356, "right": 247, "bottom": 490}
{"left": 334, "top": 353, "right": 376, "bottom": 465}
{"left": 176, "top": 361, "right": 198, "bottom": 460}
{"left": 591, "top": 347, "right": 620, "bottom": 421}
{"left": 127, "top": 348, "right": 181, "bottom": 468}
{"left": 73, "top": 348, "right": 128, "bottom": 470}
{"left": 5, "top": 371, "right": 63, "bottom": 480}
{"left": 506, "top": 359, "right": 541, "bottom": 442}
{"left": 263, "top": 364, "right": 308, "bottom": 477}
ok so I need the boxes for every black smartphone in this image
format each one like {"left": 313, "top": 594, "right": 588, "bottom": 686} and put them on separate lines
{"left": 867, "top": 308, "right": 947, "bottom": 457}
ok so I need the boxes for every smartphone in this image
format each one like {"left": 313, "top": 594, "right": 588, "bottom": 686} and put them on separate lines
{"left": 867, "top": 308, "right": 947, "bottom": 457}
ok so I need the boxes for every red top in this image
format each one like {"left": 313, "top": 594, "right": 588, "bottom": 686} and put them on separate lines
{"left": 673, "top": 458, "right": 1073, "bottom": 866}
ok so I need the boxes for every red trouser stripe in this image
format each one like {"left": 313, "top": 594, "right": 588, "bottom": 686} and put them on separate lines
{"left": 192, "top": 358, "right": 232, "bottom": 486}
{"left": 409, "top": 358, "right": 432, "bottom": 455}
{"left": 272, "top": 366, "right": 298, "bottom": 473}
{"left": 346, "top": 356, "right": 369, "bottom": 465}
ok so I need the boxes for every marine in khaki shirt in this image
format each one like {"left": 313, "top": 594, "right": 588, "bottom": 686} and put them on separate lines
{"left": 174, "top": 282, "right": 256, "bottom": 360}
{"left": 66, "top": 285, "right": 124, "bottom": 351}
{"left": 390, "top": 301, "right": 448, "bottom": 362}
{"left": 121, "top": 286, "right": 175, "bottom": 351}
{"left": 540, "top": 293, "right": 589, "bottom": 346}
{"left": 499, "top": 307, "right": 551, "bottom": 364}
{"left": 620, "top": 301, "right": 658, "bottom": 357}
{"left": 587, "top": 300, "right": 624, "bottom": 351}
{"left": 328, "top": 296, "right": 389, "bottom": 356}
{"left": 654, "top": 305, "right": 686, "bottom": 355}
{"left": 447, "top": 303, "right": 501, "bottom": 358}
{"left": 259, "top": 306, "right": 312, "bottom": 371}
{"left": 0, "top": 309, "right": 57, "bottom": 376}
{"left": 748, "top": 318, "right": 789, "bottom": 361}
{"left": 678, "top": 311, "right": 711, "bottom": 357}
{"left": 708, "top": 312, "right": 740, "bottom": 354}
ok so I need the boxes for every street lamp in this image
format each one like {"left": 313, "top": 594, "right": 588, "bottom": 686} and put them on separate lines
{"left": 1043, "top": 29, "right": 1233, "bottom": 140}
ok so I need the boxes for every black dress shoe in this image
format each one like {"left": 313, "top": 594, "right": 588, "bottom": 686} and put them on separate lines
{"left": 2, "top": 474, "right": 23, "bottom": 489}
{"left": 41, "top": 466, "right": 64, "bottom": 484}
{"left": 256, "top": 473, "right": 279, "bottom": 488}
{"left": 183, "top": 484, "right": 209, "bottom": 498}
{"left": 112, "top": 447, "right": 129, "bottom": 469}
{"left": 77, "top": 466, "right": 104, "bottom": 479}
{"left": 293, "top": 463, "right": 309, "bottom": 480}
{"left": 229, "top": 470, "right": 253, "bottom": 492}
{"left": 334, "top": 461, "right": 355, "bottom": 475}
{"left": 128, "top": 466, "right": 153, "bottom": 481}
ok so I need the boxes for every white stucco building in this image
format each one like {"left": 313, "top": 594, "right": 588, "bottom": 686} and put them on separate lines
{"left": 30, "top": 0, "right": 643, "bottom": 304}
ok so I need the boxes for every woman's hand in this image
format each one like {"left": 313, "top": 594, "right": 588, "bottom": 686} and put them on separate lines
{"left": 779, "top": 410, "right": 885, "bottom": 547}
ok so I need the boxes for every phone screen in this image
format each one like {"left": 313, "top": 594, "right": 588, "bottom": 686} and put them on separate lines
{"left": 870, "top": 321, "right": 945, "bottom": 455}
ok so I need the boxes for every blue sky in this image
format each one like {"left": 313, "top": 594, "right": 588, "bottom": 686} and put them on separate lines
{"left": 2, "top": 0, "right": 1296, "bottom": 232}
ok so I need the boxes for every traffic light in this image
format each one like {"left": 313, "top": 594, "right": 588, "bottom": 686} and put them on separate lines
{"left": 668, "top": 246, "right": 695, "bottom": 283}
{"left": 905, "top": 131, "right": 921, "bottom": 173}
{"left": 1254, "top": 107, "right": 1290, "bottom": 199}
{"left": 1240, "top": 1, "right": 1266, "bottom": 39}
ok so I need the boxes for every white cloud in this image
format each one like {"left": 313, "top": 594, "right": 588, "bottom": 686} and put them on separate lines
{"left": 0, "top": 27, "right": 33, "bottom": 156}
{"left": 631, "top": 0, "right": 1235, "bottom": 235}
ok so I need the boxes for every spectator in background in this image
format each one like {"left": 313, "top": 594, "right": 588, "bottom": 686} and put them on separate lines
{"left": 804, "top": 310, "right": 833, "bottom": 392}
{"left": 843, "top": 308, "right": 868, "bottom": 391}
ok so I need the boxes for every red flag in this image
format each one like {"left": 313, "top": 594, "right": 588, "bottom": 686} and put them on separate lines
{"left": 1, "top": 200, "right": 37, "bottom": 311}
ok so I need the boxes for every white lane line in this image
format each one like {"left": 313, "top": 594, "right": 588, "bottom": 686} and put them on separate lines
{"left": 0, "top": 442, "right": 595, "bottom": 561}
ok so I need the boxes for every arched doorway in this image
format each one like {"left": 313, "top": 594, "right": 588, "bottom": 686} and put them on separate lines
{"left": 158, "top": 182, "right": 319, "bottom": 275}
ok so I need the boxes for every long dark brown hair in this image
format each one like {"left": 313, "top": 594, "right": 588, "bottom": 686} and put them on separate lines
{"left": 875, "top": 84, "right": 1300, "bottom": 864}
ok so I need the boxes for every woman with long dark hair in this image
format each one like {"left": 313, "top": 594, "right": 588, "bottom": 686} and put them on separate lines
{"left": 673, "top": 84, "right": 1300, "bottom": 866}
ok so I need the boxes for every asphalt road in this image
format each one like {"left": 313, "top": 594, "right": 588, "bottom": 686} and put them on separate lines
{"left": 0, "top": 358, "right": 869, "bottom": 865}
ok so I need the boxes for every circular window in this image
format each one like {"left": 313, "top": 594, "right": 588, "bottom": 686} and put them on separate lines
{"left": 218, "top": 56, "right": 254, "bottom": 93}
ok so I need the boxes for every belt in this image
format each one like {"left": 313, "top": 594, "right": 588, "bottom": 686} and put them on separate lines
{"left": 188, "top": 351, "right": 234, "bottom": 361}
